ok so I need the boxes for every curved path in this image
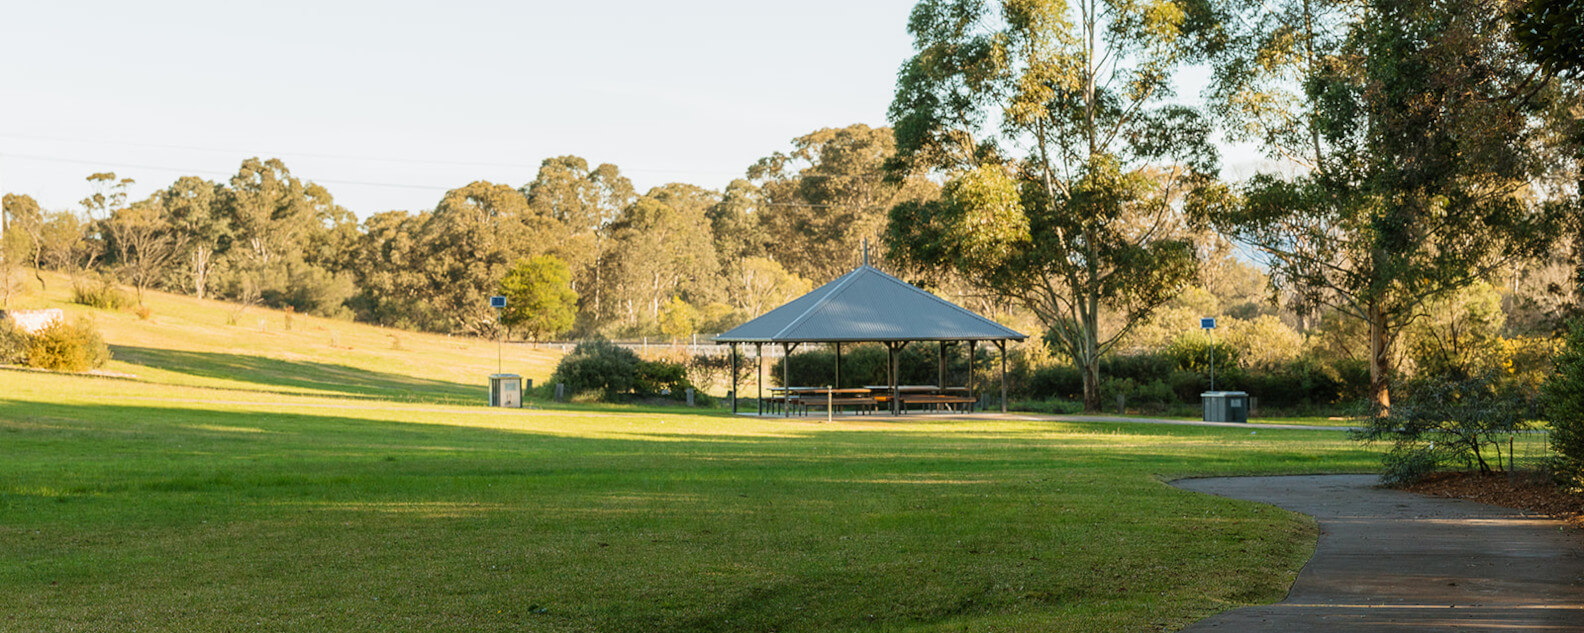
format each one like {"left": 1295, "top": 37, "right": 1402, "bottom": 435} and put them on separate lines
{"left": 1172, "top": 475, "right": 1584, "bottom": 632}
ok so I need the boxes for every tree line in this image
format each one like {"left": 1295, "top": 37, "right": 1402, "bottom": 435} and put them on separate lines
{"left": 1, "top": 125, "right": 939, "bottom": 343}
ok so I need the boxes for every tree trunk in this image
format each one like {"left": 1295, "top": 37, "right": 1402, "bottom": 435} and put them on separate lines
{"left": 192, "top": 246, "right": 211, "bottom": 300}
{"left": 1081, "top": 356, "right": 1101, "bottom": 412}
{"left": 1368, "top": 302, "right": 1392, "bottom": 415}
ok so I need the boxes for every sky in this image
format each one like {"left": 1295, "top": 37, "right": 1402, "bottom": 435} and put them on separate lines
{"left": 1, "top": 0, "right": 1265, "bottom": 219}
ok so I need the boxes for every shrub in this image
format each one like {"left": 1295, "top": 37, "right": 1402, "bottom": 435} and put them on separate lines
{"left": 1541, "top": 320, "right": 1584, "bottom": 485}
{"left": 551, "top": 340, "right": 699, "bottom": 403}
{"left": 635, "top": 359, "right": 693, "bottom": 399}
{"left": 551, "top": 340, "right": 640, "bottom": 401}
{"left": 1011, "top": 397, "right": 1084, "bottom": 415}
{"left": 0, "top": 319, "right": 29, "bottom": 364}
{"left": 25, "top": 318, "right": 110, "bottom": 372}
{"left": 1027, "top": 364, "right": 1083, "bottom": 400}
{"left": 1352, "top": 370, "right": 1539, "bottom": 484}
{"left": 71, "top": 275, "right": 131, "bottom": 310}
{"left": 1378, "top": 445, "right": 1446, "bottom": 487}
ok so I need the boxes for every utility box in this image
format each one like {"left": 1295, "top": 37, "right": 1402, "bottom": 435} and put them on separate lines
{"left": 1202, "top": 391, "right": 1249, "bottom": 423}
{"left": 489, "top": 374, "right": 522, "bottom": 408}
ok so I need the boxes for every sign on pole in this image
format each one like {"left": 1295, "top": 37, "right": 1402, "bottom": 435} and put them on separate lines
{"left": 1200, "top": 317, "right": 1216, "bottom": 329}
{"left": 490, "top": 296, "right": 507, "bottom": 309}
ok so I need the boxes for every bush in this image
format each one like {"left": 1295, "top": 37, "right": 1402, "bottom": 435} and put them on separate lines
{"left": 0, "top": 319, "right": 29, "bottom": 364}
{"left": 1352, "top": 370, "right": 1539, "bottom": 484}
{"left": 25, "top": 318, "right": 110, "bottom": 372}
{"left": 71, "top": 275, "right": 131, "bottom": 310}
{"left": 1541, "top": 320, "right": 1584, "bottom": 485}
{"left": 635, "top": 360, "right": 693, "bottom": 399}
{"left": 1027, "top": 364, "right": 1082, "bottom": 400}
{"left": 1010, "top": 397, "right": 1084, "bottom": 415}
{"left": 551, "top": 340, "right": 698, "bottom": 403}
{"left": 1378, "top": 445, "right": 1446, "bottom": 487}
{"left": 552, "top": 340, "right": 640, "bottom": 400}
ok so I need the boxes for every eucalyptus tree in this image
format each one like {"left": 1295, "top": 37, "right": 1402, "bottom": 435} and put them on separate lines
{"left": 218, "top": 158, "right": 359, "bottom": 316}
{"left": 419, "top": 181, "right": 556, "bottom": 335}
{"left": 707, "top": 179, "right": 771, "bottom": 264}
{"left": 520, "top": 156, "right": 635, "bottom": 327}
{"left": 751, "top": 124, "right": 937, "bottom": 282}
{"left": 885, "top": 0, "right": 1220, "bottom": 410}
{"left": 2, "top": 193, "right": 45, "bottom": 290}
{"left": 1510, "top": 0, "right": 1584, "bottom": 320}
{"left": 79, "top": 172, "right": 135, "bottom": 273}
{"left": 1202, "top": 0, "right": 1568, "bottom": 411}
{"left": 347, "top": 210, "right": 436, "bottom": 329}
{"left": 603, "top": 184, "right": 720, "bottom": 331}
{"left": 155, "top": 177, "right": 228, "bottom": 300}
{"left": 107, "top": 196, "right": 181, "bottom": 306}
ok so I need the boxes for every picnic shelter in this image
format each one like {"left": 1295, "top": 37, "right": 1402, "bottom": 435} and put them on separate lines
{"left": 714, "top": 263, "right": 1026, "bottom": 416}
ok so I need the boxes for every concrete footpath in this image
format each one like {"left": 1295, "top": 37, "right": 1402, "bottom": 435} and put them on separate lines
{"left": 1172, "top": 475, "right": 1584, "bottom": 632}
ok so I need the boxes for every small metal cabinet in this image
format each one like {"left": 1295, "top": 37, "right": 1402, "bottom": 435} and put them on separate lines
{"left": 1202, "top": 391, "right": 1249, "bottom": 423}
{"left": 489, "top": 374, "right": 522, "bottom": 408}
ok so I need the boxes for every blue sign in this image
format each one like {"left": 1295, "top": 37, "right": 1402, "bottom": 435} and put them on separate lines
{"left": 1200, "top": 317, "right": 1216, "bottom": 329}
{"left": 490, "top": 296, "right": 507, "bottom": 309}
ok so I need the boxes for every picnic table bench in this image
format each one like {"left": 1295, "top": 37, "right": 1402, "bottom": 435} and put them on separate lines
{"left": 897, "top": 394, "right": 977, "bottom": 412}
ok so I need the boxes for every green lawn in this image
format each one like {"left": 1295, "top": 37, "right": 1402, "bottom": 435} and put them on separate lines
{"left": 1, "top": 370, "right": 1378, "bottom": 632}
{"left": 1, "top": 276, "right": 1382, "bottom": 631}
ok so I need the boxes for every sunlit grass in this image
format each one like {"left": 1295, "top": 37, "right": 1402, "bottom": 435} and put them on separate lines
{"left": 4, "top": 271, "right": 561, "bottom": 402}
{"left": 1, "top": 370, "right": 1378, "bottom": 632}
{"left": 0, "top": 272, "right": 1384, "bottom": 631}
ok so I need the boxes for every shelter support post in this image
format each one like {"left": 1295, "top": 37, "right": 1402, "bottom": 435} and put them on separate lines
{"left": 830, "top": 341, "right": 842, "bottom": 390}
{"left": 756, "top": 343, "right": 764, "bottom": 415}
{"left": 995, "top": 339, "right": 1007, "bottom": 413}
{"left": 730, "top": 343, "right": 739, "bottom": 414}
{"left": 835, "top": 342, "right": 842, "bottom": 390}
{"left": 887, "top": 342, "right": 898, "bottom": 415}
{"left": 938, "top": 342, "right": 946, "bottom": 390}
{"left": 967, "top": 340, "right": 976, "bottom": 412}
{"left": 778, "top": 342, "right": 799, "bottom": 418}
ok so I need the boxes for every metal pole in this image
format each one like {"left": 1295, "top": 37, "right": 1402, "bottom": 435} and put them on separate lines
{"left": 782, "top": 342, "right": 791, "bottom": 418}
{"left": 730, "top": 342, "right": 739, "bottom": 414}
{"left": 835, "top": 342, "right": 842, "bottom": 389}
{"left": 756, "top": 343, "right": 764, "bottom": 415}
{"left": 1209, "top": 328, "right": 1216, "bottom": 392}
{"left": 967, "top": 340, "right": 977, "bottom": 412}
{"left": 938, "top": 342, "right": 946, "bottom": 389}
{"left": 998, "top": 340, "right": 1007, "bottom": 413}
{"left": 889, "top": 343, "right": 898, "bottom": 415}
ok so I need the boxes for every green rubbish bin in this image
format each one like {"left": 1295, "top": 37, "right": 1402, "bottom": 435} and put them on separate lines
{"left": 1202, "top": 391, "right": 1249, "bottom": 423}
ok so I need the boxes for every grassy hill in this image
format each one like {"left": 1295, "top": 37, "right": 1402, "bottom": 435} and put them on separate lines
{"left": 4, "top": 271, "right": 562, "bottom": 403}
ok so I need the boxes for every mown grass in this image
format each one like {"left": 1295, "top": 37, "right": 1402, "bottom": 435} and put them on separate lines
{"left": 1, "top": 274, "right": 1382, "bottom": 631}
{"left": 2, "top": 370, "right": 1378, "bottom": 632}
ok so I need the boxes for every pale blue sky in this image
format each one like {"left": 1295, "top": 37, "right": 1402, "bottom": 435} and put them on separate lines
{"left": 1, "top": 1, "right": 1262, "bottom": 217}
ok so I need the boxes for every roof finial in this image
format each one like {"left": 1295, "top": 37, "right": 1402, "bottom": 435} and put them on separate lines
{"left": 862, "top": 238, "right": 870, "bottom": 267}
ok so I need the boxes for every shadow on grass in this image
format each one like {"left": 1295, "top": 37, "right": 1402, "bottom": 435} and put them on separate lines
{"left": 110, "top": 344, "right": 481, "bottom": 403}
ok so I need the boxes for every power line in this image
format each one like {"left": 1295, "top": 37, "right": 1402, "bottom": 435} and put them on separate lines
{"left": 0, "top": 152, "right": 455, "bottom": 191}
{"left": 0, "top": 132, "right": 744, "bottom": 177}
